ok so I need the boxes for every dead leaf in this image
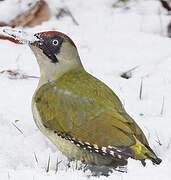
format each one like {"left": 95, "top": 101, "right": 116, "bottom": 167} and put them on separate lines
{"left": 0, "top": 0, "right": 51, "bottom": 28}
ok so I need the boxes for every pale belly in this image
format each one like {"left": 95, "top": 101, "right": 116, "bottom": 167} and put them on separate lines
{"left": 32, "top": 99, "right": 125, "bottom": 167}
{"left": 32, "top": 100, "right": 84, "bottom": 160}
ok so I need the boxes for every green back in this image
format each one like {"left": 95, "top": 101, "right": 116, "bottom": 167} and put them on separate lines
{"left": 34, "top": 68, "right": 148, "bottom": 147}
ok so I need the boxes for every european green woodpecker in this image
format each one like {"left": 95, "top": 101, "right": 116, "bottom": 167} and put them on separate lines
{"left": 1, "top": 30, "right": 162, "bottom": 168}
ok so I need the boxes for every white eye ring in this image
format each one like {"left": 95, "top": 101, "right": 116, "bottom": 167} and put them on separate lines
{"left": 52, "top": 39, "right": 59, "bottom": 46}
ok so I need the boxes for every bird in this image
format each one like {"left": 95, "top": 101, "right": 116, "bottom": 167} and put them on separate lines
{"left": 1, "top": 30, "right": 162, "bottom": 168}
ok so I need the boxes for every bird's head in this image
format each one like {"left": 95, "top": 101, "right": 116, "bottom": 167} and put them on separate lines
{"left": 29, "top": 31, "right": 83, "bottom": 85}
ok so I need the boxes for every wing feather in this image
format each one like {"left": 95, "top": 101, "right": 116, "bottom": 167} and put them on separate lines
{"left": 34, "top": 69, "right": 148, "bottom": 148}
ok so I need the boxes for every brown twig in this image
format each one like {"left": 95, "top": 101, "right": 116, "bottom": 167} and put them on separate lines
{"left": 0, "top": 35, "right": 21, "bottom": 44}
{"left": 160, "top": 0, "right": 171, "bottom": 11}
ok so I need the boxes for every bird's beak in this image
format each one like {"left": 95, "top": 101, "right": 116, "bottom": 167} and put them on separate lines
{"left": 30, "top": 33, "right": 43, "bottom": 47}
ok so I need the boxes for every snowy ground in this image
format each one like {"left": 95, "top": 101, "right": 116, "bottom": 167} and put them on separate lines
{"left": 0, "top": 0, "right": 171, "bottom": 179}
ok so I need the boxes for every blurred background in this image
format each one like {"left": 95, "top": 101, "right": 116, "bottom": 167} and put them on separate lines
{"left": 0, "top": 0, "right": 171, "bottom": 180}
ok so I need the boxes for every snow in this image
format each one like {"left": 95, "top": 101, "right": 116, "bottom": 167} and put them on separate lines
{"left": 0, "top": 0, "right": 38, "bottom": 23}
{"left": 0, "top": 0, "right": 171, "bottom": 179}
{"left": 1, "top": 28, "right": 39, "bottom": 44}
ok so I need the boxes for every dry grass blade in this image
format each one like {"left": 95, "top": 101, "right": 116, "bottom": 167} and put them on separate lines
{"left": 160, "top": 96, "right": 165, "bottom": 116}
{"left": 34, "top": 152, "right": 39, "bottom": 164}
{"left": 46, "top": 155, "right": 51, "bottom": 173}
{"left": 139, "top": 78, "right": 143, "bottom": 100}
{"left": 155, "top": 132, "right": 162, "bottom": 146}
{"left": 11, "top": 122, "right": 24, "bottom": 135}
{"left": 55, "top": 158, "right": 62, "bottom": 173}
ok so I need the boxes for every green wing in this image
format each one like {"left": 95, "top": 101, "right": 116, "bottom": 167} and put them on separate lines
{"left": 34, "top": 68, "right": 148, "bottom": 148}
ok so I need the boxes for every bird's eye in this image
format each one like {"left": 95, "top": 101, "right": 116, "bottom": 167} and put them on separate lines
{"left": 52, "top": 39, "right": 59, "bottom": 46}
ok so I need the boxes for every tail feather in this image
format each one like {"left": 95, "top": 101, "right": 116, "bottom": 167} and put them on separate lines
{"left": 152, "top": 157, "right": 162, "bottom": 165}
{"left": 145, "top": 153, "right": 162, "bottom": 165}
{"left": 130, "top": 136, "right": 162, "bottom": 165}
{"left": 145, "top": 145, "right": 162, "bottom": 165}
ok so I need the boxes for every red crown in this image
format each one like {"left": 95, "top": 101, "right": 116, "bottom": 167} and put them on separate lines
{"left": 38, "top": 31, "right": 76, "bottom": 48}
